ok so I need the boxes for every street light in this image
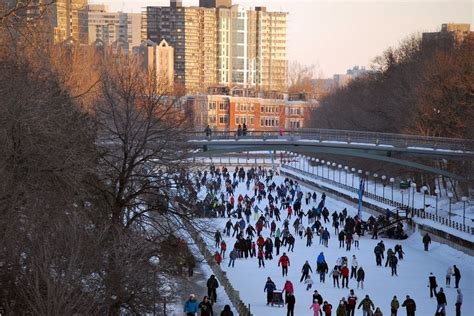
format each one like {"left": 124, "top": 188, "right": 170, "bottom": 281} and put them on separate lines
{"left": 332, "top": 163, "right": 336, "bottom": 181}
{"left": 421, "top": 186, "right": 428, "bottom": 211}
{"left": 447, "top": 192, "right": 454, "bottom": 220}
{"left": 351, "top": 168, "right": 356, "bottom": 187}
{"left": 344, "top": 166, "right": 349, "bottom": 185}
{"left": 338, "top": 164, "right": 342, "bottom": 183}
{"left": 373, "top": 173, "right": 378, "bottom": 195}
{"left": 316, "top": 158, "right": 320, "bottom": 176}
{"left": 358, "top": 169, "right": 363, "bottom": 190}
{"left": 390, "top": 177, "right": 395, "bottom": 202}
{"left": 410, "top": 182, "right": 417, "bottom": 211}
{"left": 381, "top": 175, "right": 387, "bottom": 199}
{"left": 462, "top": 196, "right": 468, "bottom": 226}
{"left": 326, "top": 161, "right": 331, "bottom": 179}
{"left": 434, "top": 189, "right": 439, "bottom": 216}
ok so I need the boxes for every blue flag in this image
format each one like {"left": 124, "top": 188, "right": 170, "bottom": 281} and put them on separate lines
{"left": 358, "top": 176, "right": 365, "bottom": 219}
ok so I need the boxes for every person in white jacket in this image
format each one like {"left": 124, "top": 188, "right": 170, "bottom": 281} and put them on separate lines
{"left": 446, "top": 266, "right": 453, "bottom": 287}
{"left": 351, "top": 255, "right": 359, "bottom": 279}
{"left": 353, "top": 233, "right": 360, "bottom": 249}
{"left": 455, "top": 288, "right": 463, "bottom": 316}
{"left": 305, "top": 274, "right": 314, "bottom": 291}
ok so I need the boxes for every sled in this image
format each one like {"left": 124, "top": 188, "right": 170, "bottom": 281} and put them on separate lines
{"left": 271, "top": 291, "right": 284, "bottom": 307}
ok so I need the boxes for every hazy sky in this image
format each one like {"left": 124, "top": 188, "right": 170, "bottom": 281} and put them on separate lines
{"left": 95, "top": 0, "right": 473, "bottom": 78}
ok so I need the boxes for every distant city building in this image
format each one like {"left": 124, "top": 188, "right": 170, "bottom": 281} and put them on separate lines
{"left": 138, "top": 39, "right": 175, "bottom": 92}
{"left": 186, "top": 88, "right": 313, "bottom": 132}
{"left": 81, "top": 4, "right": 141, "bottom": 52}
{"left": 422, "top": 23, "right": 472, "bottom": 50}
{"left": 144, "top": 0, "right": 287, "bottom": 93}
{"left": 346, "top": 65, "right": 368, "bottom": 79}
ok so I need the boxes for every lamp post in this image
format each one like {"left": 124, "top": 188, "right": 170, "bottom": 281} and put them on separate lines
{"left": 344, "top": 166, "right": 349, "bottom": 185}
{"left": 421, "top": 186, "right": 427, "bottom": 211}
{"left": 462, "top": 196, "right": 468, "bottom": 226}
{"left": 338, "top": 164, "right": 342, "bottom": 183}
{"left": 447, "top": 192, "right": 454, "bottom": 220}
{"left": 381, "top": 175, "right": 386, "bottom": 199}
{"left": 373, "top": 173, "right": 378, "bottom": 195}
{"left": 434, "top": 188, "right": 439, "bottom": 216}
{"left": 316, "top": 159, "right": 320, "bottom": 176}
{"left": 351, "top": 168, "right": 356, "bottom": 187}
{"left": 358, "top": 169, "right": 363, "bottom": 189}
{"left": 410, "top": 182, "right": 416, "bottom": 210}
{"left": 390, "top": 177, "right": 395, "bottom": 203}
{"left": 326, "top": 161, "right": 331, "bottom": 179}
{"left": 332, "top": 163, "right": 336, "bottom": 181}
{"left": 149, "top": 256, "right": 160, "bottom": 316}
{"left": 311, "top": 158, "right": 315, "bottom": 174}
{"left": 321, "top": 160, "right": 325, "bottom": 177}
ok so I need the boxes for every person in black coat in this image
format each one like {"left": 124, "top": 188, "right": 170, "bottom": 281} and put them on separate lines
{"left": 453, "top": 265, "right": 461, "bottom": 288}
{"left": 423, "top": 233, "right": 431, "bottom": 251}
{"left": 198, "top": 296, "right": 214, "bottom": 316}
{"left": 207, "top": 275, "right": 219, "bottom": 302}
{"left": 286, "top": 292, "right": 296, "bottom": 316}
{"left": 220, "top": 304, "right": 233, "bottom": 316}
{"left": 436, "top": 287, "right": 447, "bottom": 315}
{"left": 401, "top": 295, "right": 416, "bottom": 316}
{"left": 428, "top": 273, "right": 438, "bottom": 298}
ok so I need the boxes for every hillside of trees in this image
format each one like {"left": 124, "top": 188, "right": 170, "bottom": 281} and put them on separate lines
{"left": 310, "top": 34, "right": 474, "bottom": 139}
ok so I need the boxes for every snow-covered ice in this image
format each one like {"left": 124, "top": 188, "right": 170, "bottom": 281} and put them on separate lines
{"left": 198, "top": 172, "right": 473, "bottom": 316}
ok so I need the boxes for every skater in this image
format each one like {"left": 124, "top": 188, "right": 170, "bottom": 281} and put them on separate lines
{"left": 317, "top": 259, "right": 329, "bottom": 283}
{"left": 446, "top": 266, "right": 453, "bottom": 287}
{"left": 198, "top": 296, "right": 213, "bottom": 316}
{"left": 305, "top": 274, "right": 314, "bottom": 291}
{"left": 331, "top": 265, "right": 340, "bottom": 288}
{"left": 390, "top": 254, "right": 398, "bottom": 276}
{"left": 351, "top": 255, "right": 359, "bottom": 279}
{"left": 300, "top": 260, "right": 313, "bottom": 282}
{"left": 264, "top": 277, "right": 276, "bottom": 306}
{"left": 279, "top": 252, "right": 290, "bottom": 276}
{"left": 282, "top": 279, "right": 294, "bottom": 304}
{"left": 455, "top": 289, "right": 463, "bottom": 316}
{"left": 429, "top": 272, "right": 438, "bottom": 298}
{"left": 453, "top": 265, "right": 461, "bottom": 288}
{"left": 184, "top": 294, "right": 199, "bottom": 316}
{"left": 220, "top": 304, "right": 234, "bottom": 316}
{"left": 374, "top": 244, "right": 383, "bottom": 266}
{"left": 228, "top": 248, "right": 237, "bottom": 267}
{"left": 286, "top": 292, "right": 296, "bottom": 316}
{"left": 206, "top": 275, "right": 219, "bottom": 303}
{"left": 347, "top": 289, "right": 358, "bottom": 316}
{"left": 341, "top": 265, "right": 350, "bottom": 288}
{"left": 391, "top": 295, "right": 399, "bottom": 316}
{"left": 258, "top": 247, "right": 265, "bottom": 268}
{"left": 401, "top": 295, "right": 416, "bottom": 316}
{"left": 436, "top": 287, "right": 447, "bottom": 316}
{"left": 336, "top": 300, "right": 347, "bottom": 316}
{"left": 357, "top": 295, "right": 375, "bottom": 316}
{"left": 215, "top": 230, "right": 222, "bottom": 248}
{"left": 423, "top": 233, "right": 431, "bottom": 251}
{"left": 322, "top": 301, "right": 332, "bottom": 316}
{"left": 310, "top": 299, "right": 321, "bottom": 316}
{"left": 356, "top": 266, "right": 365, "bottom": 289}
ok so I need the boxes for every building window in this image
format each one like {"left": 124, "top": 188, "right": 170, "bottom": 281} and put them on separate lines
{"left": 208, "top": 116, "right": 216, "bottom": 124}
{"left": 219, "top": 115, "right": 229, "bottom": 124}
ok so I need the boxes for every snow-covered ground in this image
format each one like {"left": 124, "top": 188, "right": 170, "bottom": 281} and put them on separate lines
{"left": 199, "top": 173, "right": 473, "bottom": 316}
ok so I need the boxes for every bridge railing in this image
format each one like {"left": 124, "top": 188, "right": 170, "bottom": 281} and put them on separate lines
{"left": 188, "top": 128, "right": 474, "bottom": 152}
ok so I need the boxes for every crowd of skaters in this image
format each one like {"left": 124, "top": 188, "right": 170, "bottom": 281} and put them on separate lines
{"left": 184, "top": 165, "right": 464, "bottom": 316}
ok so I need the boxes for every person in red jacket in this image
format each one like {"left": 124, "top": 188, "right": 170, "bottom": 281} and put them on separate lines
{"left": 256, "top": 221, "right": 264, "bottom": 235}
{"left": 257, "top": 235, "right": 265, "bottom": 248}
{"left": 214, "top": 251, "right": 222, "bottom": 266}
{"left": 220, "top": 240, "right": 227, "bottom": 259}
{"left": 341, "top": 265, "right": 350, "bottom": 288}
{"left": 287, "top": 206, "right": 293, "bottom": 219}
{"left": 279, "top": 252, "right": 290, "bottom": 276}
{"left": 282, "top": 279, "right": 294, "bottom": 304}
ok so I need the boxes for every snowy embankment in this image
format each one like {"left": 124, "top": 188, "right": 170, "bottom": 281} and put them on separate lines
{"left": 281, "top": 165, "right": 473, "bottom": 241}
{"left": 200, "top": 174, "right": 473, "bottom": 316}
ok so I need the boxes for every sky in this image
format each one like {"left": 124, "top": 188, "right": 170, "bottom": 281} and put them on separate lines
{"left": 95, "top": 0, "right": 473, "bottom": 78}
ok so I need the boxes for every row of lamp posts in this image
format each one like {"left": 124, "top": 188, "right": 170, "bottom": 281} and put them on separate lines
{"left": 284, "top": 152, "right": 469, "bottom": 227}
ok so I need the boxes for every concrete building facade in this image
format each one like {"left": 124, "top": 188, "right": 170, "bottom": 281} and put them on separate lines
{"left": 138, "top": 39, "right": 175, "bottom": 92}
{"left": 82, "top": 4, "right": 141, "bottom": 52}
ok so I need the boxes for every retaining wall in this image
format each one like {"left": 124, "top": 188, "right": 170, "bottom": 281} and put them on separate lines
{"left": 184, "top": 221, "right": 253, "bottom": 316}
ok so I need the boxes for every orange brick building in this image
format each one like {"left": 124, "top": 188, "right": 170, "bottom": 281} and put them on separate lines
{"left": 187, "top": 92, "right": 315, "bottom": 132}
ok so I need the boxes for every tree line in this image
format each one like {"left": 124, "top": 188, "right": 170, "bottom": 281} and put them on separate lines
{"left": 0, "top": 4, "right": 202, "bottom": 315}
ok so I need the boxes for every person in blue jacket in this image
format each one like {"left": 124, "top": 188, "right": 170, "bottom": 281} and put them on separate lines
{"left": 184, "top": 294, "right": 199, "bottom": 316}
{"left": 317, "top": 252, "right": 325, "bottom": 265}
{"left": 264, "top": 277, "right": 277, "bottom": 306}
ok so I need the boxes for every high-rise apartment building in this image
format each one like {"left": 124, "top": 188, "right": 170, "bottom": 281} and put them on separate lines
{"left": 145, "top": 4, "right": 217, "bottom": 92}
{"left": 81, "top": 4, "right": 141, "bottom": 52}
{"left": 50, "top": 0, "right": 88, "bottom": 43}
{"left": 422, "top": 23, "right": 472, "bottom": 50}
{"left": 145, "top": 0, "right": 287, "bottom": 93}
